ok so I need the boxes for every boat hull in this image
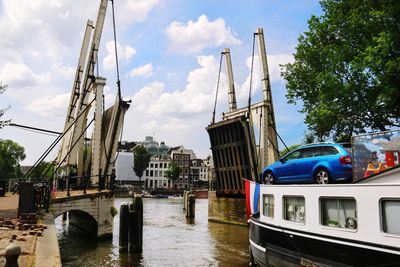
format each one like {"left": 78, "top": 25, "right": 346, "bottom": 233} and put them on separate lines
{"left": 249, "top": 218, "right": 400, "bottom": 267}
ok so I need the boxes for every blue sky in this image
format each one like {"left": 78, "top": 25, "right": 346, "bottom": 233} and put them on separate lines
{"left": 0, "top": 0, "right": 322, "bottom": 164}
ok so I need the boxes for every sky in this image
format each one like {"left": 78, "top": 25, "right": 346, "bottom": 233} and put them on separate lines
{"left": 0, "top": 0, "right": 323, "bottom": 165}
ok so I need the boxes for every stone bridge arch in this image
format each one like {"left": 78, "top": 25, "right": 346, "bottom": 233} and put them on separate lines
{"left": 51, "top": 191, "right": 114, "bottom": 238}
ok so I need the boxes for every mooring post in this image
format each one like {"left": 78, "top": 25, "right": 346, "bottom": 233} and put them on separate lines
{"left": 119, "top": 202, "right": 129, "bottom": 251}
{"left": 128, "top": 196, "right": 143, "bottom": 253}
{"left": 5, "top": 244, "right": 21, "bottom": 267}
{"left": 183, "top": 191, "right": 191, "bottom": 211}
{"left": 186, "top": 194, "right": 196, "bottom": 218}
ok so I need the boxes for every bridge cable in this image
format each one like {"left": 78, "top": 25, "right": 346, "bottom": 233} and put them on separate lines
{"left": 23, "top": 97, "right": 96, "bottom": 179}
{"left": 247, "top": 33, "right": 259, "bottom": 177}
{"left": 49, "top": 117, "right": 95, "bottom": 180}
{"left": 110, "top": 0, "right": 121, "bottom": 100}
{"left": 211, "top": 52, "right": 224, "bottom": 124}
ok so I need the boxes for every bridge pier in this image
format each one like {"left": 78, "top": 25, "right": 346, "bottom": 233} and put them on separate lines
{"left": 52, "top": 191, "right": 114, "bottom": 238}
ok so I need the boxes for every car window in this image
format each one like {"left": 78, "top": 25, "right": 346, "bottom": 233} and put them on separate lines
{"left": 322, "top": 146, "right": 339, "bottom": 155}
{"left": 300, "top": 147, "right": 322, "bottom": 158}
{"left": 340, "top": 143, "right": 352, "bottom": 155}
{"left": 285, "top": 150, "right": 301, "bottom": 161}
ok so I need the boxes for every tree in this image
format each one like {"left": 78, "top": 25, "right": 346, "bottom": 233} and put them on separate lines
{"left": 0, "top": 139, "right": 26, "bottom": 179}
{"left": 0, "top": 82, "right": 11, "bottom": 129}
{"left": 28, "top": 161, "right": 55, "bottom": 180}
{"left": 133, "top": 145, "right": 151, "bottom": 187}
{"left": 165, "top": 162, "right": 181, "bottom": 187}
{"left": 282, "top": 0, "right": 400, "bottom": 140}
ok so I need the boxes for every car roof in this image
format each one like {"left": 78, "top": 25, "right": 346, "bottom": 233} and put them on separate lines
{"left": 297, "top": 142, "right": 337, "bottom": 149}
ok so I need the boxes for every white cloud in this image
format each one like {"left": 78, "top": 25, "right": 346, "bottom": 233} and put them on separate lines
{"left": 0, "top": 63, "right": 51, "bottom": 88}
{"left": 267, "top": 54, "right": 294, "bottom": 82}
{"left": 165, "top": 15, "right": 241, "bottom": 55}
{"left": 116, "top": 0, "right": 159, "bottom": 25}
{"left": 103, "top": 41, "right": 136, "bottom": 71}
{"left": 129, "top": 63, "right": 153, "bottom": 78}
{"left": 25, "top": 93, "right": 70, "bottom": 117}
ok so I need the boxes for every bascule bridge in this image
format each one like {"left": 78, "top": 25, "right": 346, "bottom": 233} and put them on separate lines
{"left": 207, "top": 29, "right": 279, "bottom": 225}
{"left": 48, "top": 0, "right": 129, "bottom": 238}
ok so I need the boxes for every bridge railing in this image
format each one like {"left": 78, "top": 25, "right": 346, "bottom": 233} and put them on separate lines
{"left": 53, "top": 174, "right": 115, "bottom": 197}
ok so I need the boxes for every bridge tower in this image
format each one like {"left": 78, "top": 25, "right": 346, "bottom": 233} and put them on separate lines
{"left": 53, "top": 0, "right": 130, "bottom": 238}
{"left": 207, "top": 28, "right": 278, "bottom": 225}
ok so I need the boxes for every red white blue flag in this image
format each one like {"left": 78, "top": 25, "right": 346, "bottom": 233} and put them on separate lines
{"left": 244, "top": 179, "right": 260, "bottom": 220}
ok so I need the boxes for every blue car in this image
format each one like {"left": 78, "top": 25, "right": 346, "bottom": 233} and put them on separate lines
{"left": 261, "top": 143, "right": 353, "bottom": 184}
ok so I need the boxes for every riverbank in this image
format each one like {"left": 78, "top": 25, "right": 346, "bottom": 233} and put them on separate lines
{"left": 0, "top": 193, "right": 61, "bottom": 267}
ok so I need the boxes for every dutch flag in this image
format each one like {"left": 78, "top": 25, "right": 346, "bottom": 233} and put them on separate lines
{"left": 244, "top": 179, "right": 260, "bottom": 220}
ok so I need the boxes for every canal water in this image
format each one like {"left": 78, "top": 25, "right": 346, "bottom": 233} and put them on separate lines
{"left": 55, "top": 198, "right": 250, "bottom": 266}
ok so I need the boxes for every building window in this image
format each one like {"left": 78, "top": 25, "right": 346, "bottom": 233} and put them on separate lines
{"left": 145, "top": 170, "right": 149, "bottom": 176}
{"left": 263, "top": 194, "right": 274, "bottom": 218}
{"left": 150, "top": 170, "right": 153, "bottom": 177}
{"left": 159, "top": 170, "right": 163, "bottom": 177}
{"left": 381, "top": 199, "right": 400, "bottom": 235}
{"left": 150, "top": 163, "right": 153, "bottom": 168}
{"left": 155, "top": 163, "right": 158, "bottom": 168}
{"left": 320, "top": 197, "right": 357, "bottom": 229}
{"left": 283, "top": 196, "right": 305, "bottom": 223}
{"left": 155, "top": 170, "right": 158, "bottom": 177}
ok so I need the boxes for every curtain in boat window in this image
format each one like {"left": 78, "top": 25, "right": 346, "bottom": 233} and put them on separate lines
{"left": 382, "top": 199, "right": 400, "bottom": 235}
{"left": 283, "top": 196, "right": 305, "bottom": 223}
{"left": 321, "top": 198, "right": 357, "bottom": 229}
{"left": 262, "top": 194, "right": 274, "bottom": 218}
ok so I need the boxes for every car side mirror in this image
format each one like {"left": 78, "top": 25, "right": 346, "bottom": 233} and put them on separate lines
{"left": 279, "top": 158, "right": 286, "bottom": 163}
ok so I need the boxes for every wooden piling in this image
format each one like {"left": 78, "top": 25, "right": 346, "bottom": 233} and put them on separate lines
{"left": 186, "top": 194, "right": 195, "bottom": 218}
{"left": 128, "top": 196, "right": 143, "bottom": 253}
{"left": 119, "top": 202, "right": 129, "bottom": 251}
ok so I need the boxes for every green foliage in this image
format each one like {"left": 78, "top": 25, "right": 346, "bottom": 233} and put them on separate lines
{"left": 28, "top": 161, "right": 55, "bottom": 180}
{"left": 0, "top": 82, "right": 11, "bottom": 129}
{"left": 165, "top": 162, "right": 181, "bottom": 182}
{"left": 282, "top": 0, "right": 400, "bottom": 140}
{"left": 302, "top": 131, "right": 317, "bottom": 144}
{"left": 133, "top": 145, "right": 151, "bottom": 179}
{"left": 0, "top": 139, "right": 26, "bottom": 179}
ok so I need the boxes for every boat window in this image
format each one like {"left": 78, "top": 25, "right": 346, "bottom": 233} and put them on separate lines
{"left": 381, "top": 199, "right": 400, "bottom": 235}
{"left": 262, "top": 194, "right": 274, "bottom": 218}
{"left": 320, "top": 198, "right": 357, "bottom": 229}
{"left": 283, "top": 196, "right": 305, "bottom": 223}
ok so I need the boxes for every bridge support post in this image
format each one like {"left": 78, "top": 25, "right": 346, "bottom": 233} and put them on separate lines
{"left": 128, "top": 196, "right": 143, "bottom": 253}
{"left": 119, "top": 202, "right": 129, "bottom": 251}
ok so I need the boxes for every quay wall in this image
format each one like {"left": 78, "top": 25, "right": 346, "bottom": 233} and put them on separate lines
{"left": 208, "top": 191, "right": 247, "bottom": 226}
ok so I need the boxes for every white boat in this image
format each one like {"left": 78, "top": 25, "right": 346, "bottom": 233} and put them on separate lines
{"left": 249, "top": 166, "right": 400, "bottom": 266}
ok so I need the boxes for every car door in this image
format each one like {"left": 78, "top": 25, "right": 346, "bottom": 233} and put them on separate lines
{"left": 276, "top": 149, "right": 302, "bottom": 182}
{"left": 299, "top": 146, "right": 323, "bottom": 181}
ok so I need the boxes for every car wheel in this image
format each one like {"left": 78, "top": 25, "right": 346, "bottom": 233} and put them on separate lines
{"left": 314, "top": 168, "right": 330, "bottom": 184}
{"left": 264, "top": 171, "right": 275, "bottom": 184}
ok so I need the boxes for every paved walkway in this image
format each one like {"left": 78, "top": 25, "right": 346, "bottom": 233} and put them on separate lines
{"left": 0, "top": 193, "right": 61, "bottom": 266}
